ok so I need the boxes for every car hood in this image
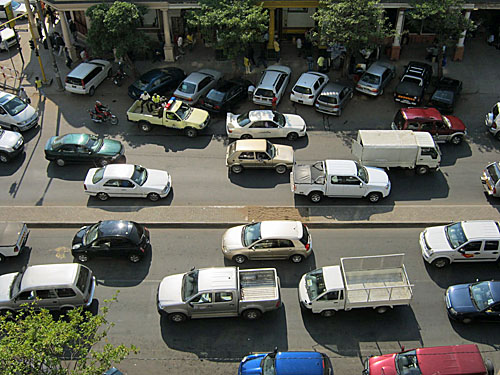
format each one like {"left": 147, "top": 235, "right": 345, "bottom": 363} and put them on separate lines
{"left": 0, "top": 272, "right": 17, "bottom": 304}
{"left": 366, "top": 167, "right": 389, "bottom": 186}
{"left": 226, "top": 112, "right": 239, "bottom": 129}
{"left": 368, "top": 354, "right": 397, "bottom": 375}
{"left": 444, "top": 115, "right": 467, "bottom": 131}
{"left": 186, "top": 108, "right": 209, "bottom": 125}
{"left": 97, "top": 139, "right": 123, "bottom": 156}
{"left": 143, "top": 169, "right": 171, "bottom": 190}
{"left": 222, "top": 225, "right": 244, "bottom": 251}
{"left": 283, "top": 114, "right": 306, "bottom": 129}
{"left": 274, "top": 145, "right": 294, "bottom": 164}
{"left": 0, "top": 130, "right": 22, "bottom": 148}
{"left": 239, "top": 354, "right": 265, "bottom": 375}
{"left": 12, "top": 103, "right": 37, "bottom": 122}
{"left": 424, "top": 226, "right": 452, "bottom": 250}
{"left": 447, "top": 284, "right": 476, "bottom": 313}
{"left": 158, "top": 274, "right": 184, "bottom": 306}
{"left": 72, "top": 226, "right": 89, "bottom": 247}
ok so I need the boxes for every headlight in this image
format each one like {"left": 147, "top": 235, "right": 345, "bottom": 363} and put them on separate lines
{"left": 427, "top": 248, "right": 434, "bottom": 255}
{"left": 72, "top": 244, "right": 81, "bottom": 250}
{"left": 448, "top": 307, "right": 458, "bottom": 315}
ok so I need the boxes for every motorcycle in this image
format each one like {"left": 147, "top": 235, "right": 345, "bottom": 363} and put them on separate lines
{"left": 88, "top": 106, "right": 119, "bottom": 125}
{"left": 112, "top": 62, "right": 127, "bottom": 87}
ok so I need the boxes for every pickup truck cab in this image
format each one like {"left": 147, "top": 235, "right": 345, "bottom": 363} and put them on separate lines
{"left": 0, "top": 222, "right": 29, "bottom": 262}
{"left": 157, "top": 267, "right": 281, "bottom": 322}
{"left": 291, "top": 159, "right": 391, "bottom": 203}
{"left": 394, "top": 61, "right": 432, "bottom": 106}
{"left": 126, "top": 97, "right": 210, "bottom": 137}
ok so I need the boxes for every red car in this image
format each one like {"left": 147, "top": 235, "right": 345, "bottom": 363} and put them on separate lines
{"left": 391, "top": 107, "right": 467, "bottom": 145}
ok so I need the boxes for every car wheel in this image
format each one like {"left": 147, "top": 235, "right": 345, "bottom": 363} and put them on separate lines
{"left": 461, "top": 317, "right": 473, "bottom": 324}
{"left": 99, "top": 159, "right": 109, "bottom": 167}
{"left": 309, "top": 191, "right": 323, "bottom": 203}
{"left": 168, "top": 312, "right": 187, "bottom": 323}
{"left": 240, "top": 134, "right": 252, "bottom": 140}
{"left": 0, "top": 254, "right": 5, "bottom": 263}
{"left": 233, "top": 255, "right": 247, "bottom": 264}
{"left": 450, "top": 135, "right": 463, "bottom": 145}
{"left": 379, "top": 88, "right": 384, "bottom": 96}
{"left": 184, "top": 127, "right": 197, "bottom": 138}
{"left": 56, "top": 158, "right": 65, "bottom": 167}
{"left": 376, "top": 306, "right": 388, "bottom": 314}
{"left": 432, "top": 258, "right": 450, "bottom": 268}
{"left": 0, "top": 152, "right": 9, "bottom": 163}
{"left": 139, "top": 121, "right": 152, "bottom": 132}
{"left": 367, "top": 192, "right": 382, "bottom": 203}
{"left": 147, "top": 192, "right": 161, "bottom": 202}
{"left": 96, "top": 192, "right": 109, "bottom": 201}
{"left": 77, "top": 254, "right": 89, "bottom": 262}
{"left": 320, "top": 310, "right": 335, "bottom": 318}
{"left": 290, "top": 254, "right": 304, "bottom": 263}
{"left": 128, "top": 253, "right": 142, "bottom": 263}
{"left": 60, "top": 306, "right": 74, "bottom": 314}
{"left": 485, "top": 359, "right": 494, "bottom": 375}
{"left": 337, "top": 108, "right": 342, "bottom": 117}
{"left": 286, "top": 132, "right": 298, "bottom": 141}
{"left": 415, "top": 165, "right": 429, "bottom": 175}
{"left": 88, "top": 87, "right": 95, "bottom": 96}
{"left": 242, "top": 309, "right": 262, "bottom": 320}
{"left": 231, "top": 165, "right": 243, "bottom": 174}
{"left": 11, "top": 126, "right": 20, "bottom": 133}
{"left": 275, "top": 165, "right": 287, "bottom": 174}
{"left": 107, "top": 68, "right": 113, "bottom": 78}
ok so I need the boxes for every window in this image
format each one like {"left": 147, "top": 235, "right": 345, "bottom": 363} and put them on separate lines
{"left": 407, "top": 122, "right": 419, "bottom": 130}
{"left": 318, "top": 291, "right": 339, "bottom": 301}
{"left": 485, "top": 241, "right": 499, "bottom": 251}
{"left": 215, "top": 292, "right": 233, "bottom": 302}
{"left": 277, "top": 239, "right": 294, "bottom": 247}
{"left": 238, "top": 152, "right": 254, "bottom": 160}
{"left": 17, "top": 290, "right": 35, "bottom": 301}
{"left": 462, "top": 241, "right": 482, "bottom": 251}
{"left": 253, "top": 239, "right": 278, "bottom": 249}
{"left": 250, "top": 121, "right": 266, "bottom": 129}
{"left": 276, "top": 75, "right": 286, "bottom": 92}
{"left": 343, "top": 176, "right": 361, "bottom": 185}
{"left": 198, "top": 77, "right": 211, "bottom": 90}
{"left": 256, "top": 152, "right": 270, "bottom": 160}
{"left": 421, "top": 123, "right": 434, "bottom": 132}
{"left": 119, "top": 180, "right": 134, "bottom": 188}
{"left": 331, "top": 175, "right": 342, "bottom": 184}
{"left": 191, "top": 293, "right": 212, "bottom": 304}
{"left": 56, "top": 288, "right": 77, "bottom": 298}
{"left": 339, "top": 90, "right": 345, "bottom": 100}
{"left": 421, "top": 147, "right": 438, "bottom": 159}
{"left": 36, "top": 289, "right": 58, "bottom": 299}
{"left": 84, "top": 67, "right": 102, "bottom": 84}
{"left": 62, "top": 145, "right": 76, "bottom": 153}
{"left": 104, "top": 180, "right": 121, "bottom": 187}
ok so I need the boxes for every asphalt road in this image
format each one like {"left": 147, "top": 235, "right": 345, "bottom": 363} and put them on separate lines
{"left": 6, "top": 227, "right": 500, "bottom": 375}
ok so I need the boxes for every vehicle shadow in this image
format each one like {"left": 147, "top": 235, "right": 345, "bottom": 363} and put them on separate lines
{"left": 86, "top": 189, "right": 174, "bottom": 209}
{"left": 229, "top": 169, "right": 291, "bottom": 188}
{"left": 438, "top": 142, "right": 472, "bottom": 167}
{"left": 0, "top": 151, "right": 26, "bottom": 176}
{"left": 386, "top": 169, "right": 450, "bottom": 201}
{"left": 423, "top": 261, "right": 500, "bottom": 289}
{"left": 448, "top": 319, "right": 500, "bottom": 348}
{"left": 160, "top": 305, "right": 288, "bottom": 362}
{"left": 46, "top": 163, "right": 89, "bottom": 181}
{"left": 120, "top": 133, "right": 213, "bottom": 153}
{"left": 0, "top": 246, "right": 32, "bottom": 275}
{"left": 293, "top": 200, "right": 395, "bottom": 221}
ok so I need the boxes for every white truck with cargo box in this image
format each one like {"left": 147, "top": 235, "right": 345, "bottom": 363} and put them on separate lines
{"left": 157, "top": 266, "right": 281, "bottom": 322}
{"left": 352, "top": 130, "right": 441, "bottom": 175}
{"left": 290, "top": 159, "right": 391, "bottom": 203}
{"left": 0, "top": 222, "right": 29, "bottom": 262}
{"left": 298, "top": 254, "right": 413, "bottom": 317}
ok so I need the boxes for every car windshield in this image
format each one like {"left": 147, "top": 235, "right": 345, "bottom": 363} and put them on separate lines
{"left": 395, "top": 350, "right": 421, "bottom": 375}
{"left": 83, "top": 223, "right": 100, "bottom": 246}
{"left": 470, "top": 281, "right": 494, "bottom": 310}
{"left": 261, "top": 354, "right": 276, "bottom": 375}
{"left": 178, "top": 82, "right": 196, "bottom": 94}
{"left": 4, "top": 97, "right": 27, "bottom": 116}
{"left": 92, "top": 168, "right": 104, "bottom": 184}
{"left": 10, "top": 272, "right": 23, "bottom": 299}
{"left": 87, "top": 135, "right": 102, "bottom": 151}
{"left": 305, "top": 268, "right": 326, "bottom": 300}
{"left": 493, "top": 104, "right": 500, "bottom": 118}
{"left": 266, "top": 141, "right": 275, "bottom": 158}
{"left": 181, "top": 270, "right": 199, "bottom": 301}
{"left": 242, "top": 222, "right": 261, "bottom": 247}
{"left": 486, "top": 163, "right": 500, "bottom": 184}
{"left": 131, "top": 165, "right": 148, "bottom": 186}
{"left": 175, "top": 103, "right": 192, "bottom": 120}
{"left": 11, "top": 1, "right": 21, "bottom": 10}
{"left": 206, "top": 89, "right": 225, "bottom": 102}
{"left": 133, "top": 79, "right": 150, "bottom": 91}
{"left": 442, "top": 116, "right": 452, "bottom": 128}
{"left": 294, "top": 85, "right": 312, "bottom": 94}
{"left": 237, "top": 112, "right": 251, "bottom": 127}
{"left": 431, "top": 89, "right": 453, "bottom": 104}
{"left": 254, "top": 88, "right": 274, "bottom": 98}
{"left": 272, "top": 112, "right": 285, "bottom": 127}
{"left": 445, "top": 222, "right": 468, "bottom": 249}
{"left": 361, "top": 72, "right": 380, "bottom": 85}
{"left": 355, "top": 162, "right": 369, "bottom": 183}
{"left": 318, "top": 95, "right": 338, "bottom": 104}
{"left": 402, "top": 76, "right": 422, "bottom": 85}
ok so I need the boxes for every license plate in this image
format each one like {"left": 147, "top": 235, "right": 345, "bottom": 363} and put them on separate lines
{"left": 298, "top": 99, "right": 303, "bottom": 103}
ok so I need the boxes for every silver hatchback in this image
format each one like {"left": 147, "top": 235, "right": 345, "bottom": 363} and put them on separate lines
{"left": 314, "top": 83, "right": 353, "bottom": 116}
{"left": 356, "top": 61, "right": 396, "bottom": 96}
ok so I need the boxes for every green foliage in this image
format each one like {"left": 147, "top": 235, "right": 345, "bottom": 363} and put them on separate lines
{"left": 86, "top": 1, "right": 150, "bottom": 59}
{"left": 0, "top": 295, "right": 137, "bottom": 375}
{"left": 187, "top": 0, "right": 268, "bottom": 61}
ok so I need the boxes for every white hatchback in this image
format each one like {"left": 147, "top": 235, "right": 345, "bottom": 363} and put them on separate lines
{"left": 84, "top": 164, "right": 172, "bottom": 202}
{"left": 65, "top": 59, "right": 112, "bottom": 96}
{"left": 290, "top": 72, "right": 329, "bottom": 106}
{"left": 226, "top": 110, "right": 307, "bottom": 141}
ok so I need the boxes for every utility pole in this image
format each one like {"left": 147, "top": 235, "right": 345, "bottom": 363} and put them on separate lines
{"left": 21, "top": 0, "right": 47, "bottom": 83}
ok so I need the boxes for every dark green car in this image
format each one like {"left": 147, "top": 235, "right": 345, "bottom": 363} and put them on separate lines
{"left": 44, "top": 133, "right": 124, "bottom": 167}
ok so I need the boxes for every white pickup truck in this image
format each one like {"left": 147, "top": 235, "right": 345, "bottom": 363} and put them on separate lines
{"left": 290, "top": 159, "right": 391, "bottom": 203}
{"left": 352, "top": 130, "right": 441, "bottom": 175}
{"left": 298, "top": 254, "right": 413, "bottom": 317}
{"left": 157, "top": 267, "right": 281, "bottom": 322}
{"left": 0, "top": 222, "right": 29, "bottom": 262}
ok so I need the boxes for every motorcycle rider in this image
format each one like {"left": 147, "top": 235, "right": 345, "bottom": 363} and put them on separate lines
{"left": 94, "top": 101, "right": 108, "bottom": 120}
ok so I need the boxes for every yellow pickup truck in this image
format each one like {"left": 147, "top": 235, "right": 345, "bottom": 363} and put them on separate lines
{"left": 126, "top": 98, "right": 210, "bottom": 137}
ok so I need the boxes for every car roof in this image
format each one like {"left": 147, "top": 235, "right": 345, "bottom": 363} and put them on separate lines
{"left": 265, "top": 65, "right": 292, "bottom": 75}
{"left": 213, "top": 80, "right": 241, "bottom": 93}
{"left": 235, "top": 139, "right": 268, "bottom": 152}
{"left": 366, "top": 61, "right": 394, "bottom": 75}
{"left": 401, "top": 107, "right": 442, "bottom": 121}
{"left": 462, "top": 220, "right": 500, "bottom": 240}
{"left": 275, "top": 351, "right": 324, "bottom": 375}
{"left": 20, "top": 264, "right": 80, "bottom": 291}
{"left": 101, "top": 164, "right": 136, "bottom": 179}
{"left": 55, "top": 133, "right": 91, "bottom": 146}
{"left": 260, "top": 220, "right": 303, "bottom": 240}
{"left": 248, "top": 110, "right": 275, "bottom": 121}
{"left": 97, "top": 220, "right": 137, "bottom": 239}
{"left": 198, "top": 267, "right": 237, "bottom": 292}
{"left": 415, "top": 345, "right": 485, "bottom": 375}
{"left": 320, "top": 82, "right": 349, "bottom": 95}
{"left": 407, "top": 61, "right": 432, "bottom": 70}
{"left": 325, "top": 160, "right": 357, "bottom": 175}
{"left": 294, "top": 72, "right": 327, "bottom": 87}
{"left": 67, "top": 59, "right": 108, "bottom": 78}
{"left": 140, "top": 69, "right": 165, "bottom": 80}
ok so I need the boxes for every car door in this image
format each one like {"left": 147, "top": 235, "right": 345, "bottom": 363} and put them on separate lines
{"left": 212, "top": 291, "right": 238, "bottom": 316}
{"left": 197, "top": 77, "right": 213, "bottom": 100}
{"left": 238, "top": 151, "right": 257, "bottom": 168}
{"left": 75, "top": 144, "right": 93, "bottom": 163}
{"left": 118, "top": 179, "right": 140, "bottom": 197}
{"left": 90, "top": 238, "right": 112, "bottom": 258}
{"left": 420, "top": 122, "right": 437, "bottom": 139}
{"left": 34, "top": 289, "right": 59, "bottom": 310}
{"left": 187, "top": 292, "right": 214, "bottom": 317}
{"left": 57, "top": 144, "right": 78, "bottom": 162}
{"left": 109, "top": 237, "right": 130, "bottom": 258}
{"left": 435, "top": 120, "right": 453, "bottom": 142}
{"left": 102, "top": 179, "right": 128, "bottom": 198}
{"left": 381, "top": 69, "right": 391, "bottom": 89}
{"left": 249, "top": 121, "right": 271, "bottom": 137}
{"left": 272, "top": 239, "right": 295, "bottom": 259}
{"left": 311, "top": 290, "right": 344, "bottom": 313}
{"left": 482, "top": 302, "right": 500, "bottom": 321}
{"left": 150, "top": 77, "right": 163, "bottom": 95}
{"left": 13, "top": 290, "right": 36, "bottom": 309}
{"left": 256, "top": 151, "right": 273, "bottom": 168}
{"left": 454, "top": 241, "right": 484, "bottom": 262}
{"left": 249, "top": 239, "right": 280, "bottom": 259}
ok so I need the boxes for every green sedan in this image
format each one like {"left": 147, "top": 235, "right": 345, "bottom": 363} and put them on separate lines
{"left": 44, "top": 133, "right": 124, "bottom": 167}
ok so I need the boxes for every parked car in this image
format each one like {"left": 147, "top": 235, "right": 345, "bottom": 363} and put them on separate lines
{"left": 226, "top": 110, "right": 306, "bottom": 140}
{"left": 485, "top": 102, "right": 500, "bottom": 140}
{"left": 420, "top": 220, "right": 500, "bottom": 268}
{"left": 0, "top": 128, "right": 23, "bottom": 163}
{"left": 239, "top": 349, "right": 333, "bottom": 375}
{"left": 199, "top": 78, "right": 251, "bottom": 114}
{"left": 394, "top": 61, "right": 433, "bottom": 105}
{"left": 446, "top": 280, "right": 500, "bottom": 323}
{"left": 355, "top": 61, "right": 396, "bottom": 96}
{"left": 44, "top": 133, "right": 124, "bottom": 167}
{"left": 65, "top": 59, "right": 112, "bottom": 96}
{"left": 128, "top": 67, "right": 186, "bottom": 99}
{"left": 290, "top": 71, "right": 329, "bottom": 106}
{"left": 83, "top": 164, "right": 172, "bottom": 202}
{"left": 481, "top": 161, "right": 500, "bottom": 197}
{"left": 314, "top": 82, "right": 353, "bottom": 116}
{"left": 0, "top": 27, "right": 18, "bottom": 51}
{"left": 428, "top": 77, "right": 462, "bottom": 113}
{"left": 72, "top": 220, "right": 150, "bottom": 263}
{"left": 0, "top": 263, "right": 96, "bottom": 313}
{"left": 0, "top": 222, "right": 29, "bottom": 263}
{"left": 253, "top": 65, "right": 291, "bottom": 106}
{"left": 0, "top": 0, "right": 29, "bottom": 19}
{"left": 391, "top": 107, "right": 467, "bottom": 145}
{"left": 0, "top": 90, "right": 38, "bottom": 132}
{"left": 222, "top": 220, "right": 312, "bottom": 264}
{"left": 173, "top": 69, "right": 222, "bottom": 104}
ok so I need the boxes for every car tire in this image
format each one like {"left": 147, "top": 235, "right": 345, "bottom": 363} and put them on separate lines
{"left": 184, "top": 127, "right": 197, "bottom": 138}
{"left": 11, "top": 126, "right": 20, "bottom": 133}
{"left": 337, "top": 108, "right": 342, "bottom": 117}
{"left": 99, "top": 159, "right": 109, "bottom": 167}
{"left": 432, "top": 258, "right": 450, "bottom": 268}
{"left": 56, "top": 158, "right": 65, "bottom": 167}
{"left": 60, "top": 306, "right": 74, "bottom": 314}
{"left": 107, "top": 68, "right": 113, "bottom": 78}
{"left": 128, "top": 253, "right": 142, "bottom": 263}
{"left": 88, "top": 87, "right": 95, "bottom": 96}
{"left": 461, "top": 317, "right": 473, "bottom": 324}
{"left": 286, "top": 132, "right": 298, "bottom": 141}
{"left": 367, "top": 192, "right": 382, "bottom": 203}
{"left": 240, "top": 134, "right": 252, "bottom": 140}
{"left": 415, "top": 165, "right": 429, "bottom": 175}
{"left": 242, "top": 309, "right": 262, "bottom": 320}
{"left": 450, "top": 135, "right": 463, "bottom": 145}
{"left": 379, "top": 88, "right": 384, "bottom": 96}
{"left": 0, "top": 254, "right": 5, "bottom": 263}
{"left": 147, "top": 192, "right": 161, "bottom": 202}
{"left": 77, "top": 254, "right": 89, "bottom": 263}
{"left": 139, "top": 121, "right": 152, "bottom": 132}
{"left": 0, "top": 152, "right": 9, "bottom": 163}
{"left": 275, "top": 165, "right": 287, "bottom": 174}
{"left": 485, "top": 359, "right": 494, "bottom": 375}
{"left": 290, "top": 254, "right": 304, "bottom": 263}
{"left": 309, "top": 191, "right": 323, "bottom": 203}
{"left": 231, "top": 165, "right": 243, "bottom": 174}
{"left": 97, "top": 192, "right": 109, "bottom": 201}
{"left": 233, "top": 255, "right": 247, "bottom": 264}
{"left": 376, "top": 306, "right": 388, "bottom": 314}
{"left": 320, "top": 310, "right": 335, "bottom": 318}
{"left": 168, "top": 312, "right": 187, "bottom": 323}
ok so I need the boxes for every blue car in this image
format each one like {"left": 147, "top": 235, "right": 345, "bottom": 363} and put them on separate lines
{"left": 128, "top": 68, "right": 186, "bottom": 99}
{"left": 445, "top": 280, "right": 500, "bottom": 324}
{"left": 239, "top": 349, "right": 333, "bottom": 375}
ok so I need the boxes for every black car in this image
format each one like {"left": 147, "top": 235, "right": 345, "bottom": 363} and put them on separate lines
{"left": 128, "top": 67, "right": 186, "bottom": 99}
{"left": 428, "top": 77, "right": 462, "bottom": 113}
{"left": 72, "top": 220, "right": 150, "bottom": 263}
{"left": 394, "top": 61, "right": 433, "bottom": 106}
{"left": 445, "top": 280, "right": 500, "bottom": 323}
{"left": 44, "top": 133, "right": 124, "bottom": 167}
{"left": 199, "top": 79, "right": 252, "bottom": 114}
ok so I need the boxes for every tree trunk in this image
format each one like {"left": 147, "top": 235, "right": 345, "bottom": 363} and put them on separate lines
{"left": 342, "top": 51, "right": 351, "bottom": 78}
{"left": 124, "top": 54, "right": 140, "bottom": 78}
{"left": 436, "top": 46, "right": 443, "bottom": 79}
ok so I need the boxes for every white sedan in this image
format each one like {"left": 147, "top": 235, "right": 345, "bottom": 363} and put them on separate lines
{"left": 226, "top": 110, "right": 307, "bottom": 141}
{"left": 84, "top": 164, "right": 172, "bottom": 202}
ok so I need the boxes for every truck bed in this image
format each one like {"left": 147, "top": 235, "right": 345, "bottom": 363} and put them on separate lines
{"left": 239, "top": 269, "right": 279, "bottom": 302}
{"left": 126, "top": 100, "right": 161, "bottom": 122}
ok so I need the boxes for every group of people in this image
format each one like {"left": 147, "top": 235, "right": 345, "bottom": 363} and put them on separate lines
{"left": 139, "top": 92, "right": 172, "bottom": 116}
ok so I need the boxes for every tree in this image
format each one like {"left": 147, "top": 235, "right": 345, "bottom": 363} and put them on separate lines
{"left": 0, "top": 296, "right": 137, "bottom": 375}
{"left": 86, "top": 1, "right": 150, "bottom": 74}
{"left": 407, "top": 0, "right": 474, "bottom": 77}
{"left": 312, "top": 0, "right": 391, "bottom": 77}
{"left": 186, "top": 0, "right": 268, "bottom": 68}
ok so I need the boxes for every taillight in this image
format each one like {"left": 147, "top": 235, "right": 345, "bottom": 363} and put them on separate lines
{"left": 214, "top": 105, "right": 220, "bottom": 110}
{"left": 332, "top": 105, "right": 339, "bottom": 108}
{"left": 275, "top": 300, "right": 280, "bottom": 307}
{"left": 199, "top": 99, "right": 204, "bottom": 105}
{"left": 186, "top": 97, "right": 192, "bottom": 101}
{"left": 308, "top": 95, "right": 314, "bottom": 99}
{"left": 305, "top": 243, "right": 310, "bottom": 251}
{"left": 370, "top": 88, "right": 378, "bottom": 93}
{"left": 83, "top": 183, "right": 87, "bottom": 190}
{"left": 14, "top": 245, "right": 19, "bottom": 253}
{"left": 81, "top": 79, "right": 85, "bottom": 89}
{"left": 227, "top": 128, "right": 233, "bottom": 133}
{"left": 492, "top": 123, "right": 497, "bottom": 129}
{"left": 140, "top": 247, "right": 145, "bottom": 253}
{"left": 494, "top": 187, "right": 497, "bottom": 195}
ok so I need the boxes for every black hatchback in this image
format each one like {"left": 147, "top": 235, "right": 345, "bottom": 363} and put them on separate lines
{"left": 199, "top": 79, "right": 251, "bottom": 114}
{"left": 72, "top": 220, "right": 150, "bottom": 263}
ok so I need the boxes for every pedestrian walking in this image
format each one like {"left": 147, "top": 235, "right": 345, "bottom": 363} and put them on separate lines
{"left": 273, "top": 37, "right": 280, "bottom": 62}
{"left": 271, "top": 96, "right": 277, "bottom": 111}
{"left": 140, "top": 91, "right": 151, "bottom": 113}
{"left": 18, "top": 86, "right": 30, "bottom": 104}
{"left": 256, "top": 47, "right": 267, "bottom": 68}
{"left": 247, "top": 45, "right": 256, "bottom": 66}
{"left": 36, "top": 18, "right": 43, "bottom": 40}
{"left": 80, "top": 48, "right": 89, "bottom": 62}
{"left": 296, "top": 37, "right": 303, "bottom": 57}
{"left": 64, "top": 47, "right": 73, "bottom": 69}
{"left": 244, "top": 56, "right": 251, "bottom": 74}
{"left": 177, "top": 35, "right": 184, "bottom": 55}
{"left": 69, "top": 19, "right": 77, "bottom": 43}
{"left": 35, "top": 77, "right": 44, "bottom": 97}
{"left": 55, "top": 33, "right": 64, "bottom": 56}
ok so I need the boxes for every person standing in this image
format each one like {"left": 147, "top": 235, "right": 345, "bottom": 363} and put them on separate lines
{"left": 80, "top": 48, "right": 89, "bottom": 62}
{"left": 18, "top": 87, "right": 30, "bottom": 104}
{"left": 247, "top": 45, "right": 256, "bottom": 66}
{"left": 64, "top": 47, "right": 73, "bottom": 69}
{"left": 152, "top": 93, "right": 161, "bottom": 108}
{"left": 177, "top": 35, "right": 184, "bottom": 55}
{"left": 243, "top": 56, "right": 251, "bottom": 74}
{"left": 55, "top": 33, "right": 64, "bottom": 56}
{"left": 271, "top": 96, "right": 277, "bottom": 111}
{"left": 273, "top": 37, "right": 280, "bottom": 63}
{"left": 35, "top": 77, "right": 44, "bottom": 97}
{"left": 296, "top": 37, "right": 303, "bottom": 57}
{"left": 69, "top": 19, "right": 77, "bottom": 43}
{"left": 139, "top": 91, "right": 151, "bottom": 113}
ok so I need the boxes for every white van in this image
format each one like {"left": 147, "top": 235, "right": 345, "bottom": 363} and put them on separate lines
{"left": 0, "top": 27, "right": 18, "bottom": 51}
{"left": 0, "top": 91, "right": 38, "bottom": 132}
{"left": 65, "top": 59, "right": 112, "bottom": 96}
